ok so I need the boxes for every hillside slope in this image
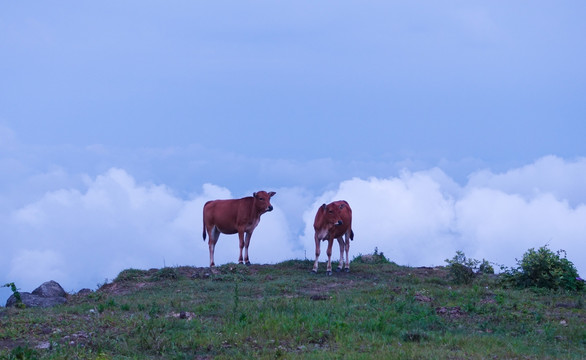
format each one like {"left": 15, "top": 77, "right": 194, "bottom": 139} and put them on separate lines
{"left": 1, "top": 258, "right": 585, "bottom": 359}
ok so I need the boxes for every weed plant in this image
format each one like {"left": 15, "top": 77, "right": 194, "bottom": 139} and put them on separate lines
{"left": 2, "top": 283, "right": 25, "bottom": 310}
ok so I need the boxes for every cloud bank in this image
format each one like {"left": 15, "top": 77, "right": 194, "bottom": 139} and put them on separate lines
{"left": 2, "top": 156, "right": 586, "bottom": 306}
{"left": 2, "top": 169, "right": 300, "bottom": 303}
{"left": 299, "top": 156, "right": 586, "bottom": 275}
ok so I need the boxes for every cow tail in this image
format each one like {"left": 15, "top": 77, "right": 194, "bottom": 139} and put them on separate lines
{"left": 202, "top": 206, "right": 207, "bottom": 241}
{"left": 350, "top": 229, "right": 354, "bottom": 241}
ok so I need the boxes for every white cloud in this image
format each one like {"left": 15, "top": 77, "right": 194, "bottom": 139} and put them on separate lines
{"left": 1, "top": 170, "right": 298, "bottom": 304}
{"left": 300, "top": 158, "right": 586, "bottom": 276}
{"left": 467, "top": 155, "right": 586, "bottom": 206}
{"left": 2, "top": 156, "right": 586, "bottom": 306}
{"left": 299, "top": 170, "right": 459, "bottom": 269}
{"left": 456, "top": 188, "right": 586, "bottom": 270}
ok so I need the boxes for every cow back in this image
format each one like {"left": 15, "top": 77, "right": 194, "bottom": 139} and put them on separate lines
{"left": 204, "top": 191, "right": 275, "bottom": 234}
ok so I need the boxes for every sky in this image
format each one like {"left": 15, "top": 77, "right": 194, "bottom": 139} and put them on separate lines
{"left": 2, "top": 1, "right": 586, "bottom": 305}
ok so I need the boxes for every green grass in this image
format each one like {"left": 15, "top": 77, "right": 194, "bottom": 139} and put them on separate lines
{"left": 1, "top": 260, "right": 584, "bottom": 359}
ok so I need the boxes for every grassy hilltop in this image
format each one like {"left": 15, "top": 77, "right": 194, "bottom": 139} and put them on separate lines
{"left": 1, "top": 256, "right": 585, "bottom": 359}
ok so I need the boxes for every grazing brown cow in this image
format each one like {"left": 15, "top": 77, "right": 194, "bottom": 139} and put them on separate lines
{"left": 203, "top": 191, "right": 276, "bottom": 267}
{"left": 312, "top": 200, "right": 354, "bottom": 275}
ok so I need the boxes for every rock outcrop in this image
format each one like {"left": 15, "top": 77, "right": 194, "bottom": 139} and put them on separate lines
{"left": 6, "top": 280, "right": 68, "bottom": 308}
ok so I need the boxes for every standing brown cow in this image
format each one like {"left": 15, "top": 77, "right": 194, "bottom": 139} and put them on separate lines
{"left": 203, "top": 191, "right": 276, "bottom": 267}
{"left": 312, "top": 200, "right": 354, "bottom": 275}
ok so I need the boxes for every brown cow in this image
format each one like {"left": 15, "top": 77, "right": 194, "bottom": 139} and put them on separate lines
{"left": 203, "top": 191, "right": 276, "bottom": 267}
{"left": 312, "top": 200, "right": 354, "bottom": 275}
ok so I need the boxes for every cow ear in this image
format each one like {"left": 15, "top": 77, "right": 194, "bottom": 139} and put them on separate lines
{"left": 320, "top": 204, "right": 326, "bottom": 212}
{"left": 253, "top": 192, "right": 257, "bottom": 198}
{"left": 269, "top": 191, "right": 276, "bottom": 197}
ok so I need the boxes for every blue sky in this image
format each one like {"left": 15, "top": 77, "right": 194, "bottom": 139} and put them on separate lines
{"left": 2, "top": 2, "right": 586, "bottom": 303}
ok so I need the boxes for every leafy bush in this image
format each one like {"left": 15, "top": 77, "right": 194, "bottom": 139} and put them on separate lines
{"left": 445, "top": 251, "right": 477, "bottom": 284}
{"left": 478, "top": 259, "right": 495, "bottom": 275}
{"left": 506, "top": 245, "right": 583, "bottom": 291}
{"left": 445, "top": 251, "right": 494, "bottom": 285}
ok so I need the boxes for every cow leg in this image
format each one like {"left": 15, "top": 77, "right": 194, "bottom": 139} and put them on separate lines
{"left": 325, "top": 238, "right": 334, "bottom": 276}
{"left": 208, "top": 227, "right": 220, "bottom": 267}
{"left": 243, "top": 231, "right": 252, "bottom": 265}
{"left": 312, "top": 235, "right": 320, "bottom": 273}
{"left": 237, "top": 230, "right": 245, "bottom": 264}
{"left": 336, "top": 237, "right": 344, "bottom": 272}
{"left": 344, "top": 233, "right": 351, "bottom": 272}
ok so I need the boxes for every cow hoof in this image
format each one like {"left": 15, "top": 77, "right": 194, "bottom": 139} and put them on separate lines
{"left": 344, "top": 268, "right": 350, "bottom": 273}
{"left": 311, "top": 269, "right": 318, "bottom": 274}
{"left": 245, "top": 261, "right": 251, "bottom": 266}
{"left": 326, "top": 271, "right": 332, "bottom": 276}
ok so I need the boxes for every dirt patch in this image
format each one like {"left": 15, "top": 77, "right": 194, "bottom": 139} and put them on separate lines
{"left": 414, "top": 293, "right": 433, "bottom": 303}
{"left": 176, "top": 266, "right": 213, "bottom": 279}
{"left": 300, "top": 279, "right": 345, "bottom": 298}
{"left": 61, "top": 331, "right": 92, "bottom": 347}
{"left": 98, "top": 281, "right": 154, "bottom": 296}
{"left": 436, "top": 306, "right": 466, "bottom": 319}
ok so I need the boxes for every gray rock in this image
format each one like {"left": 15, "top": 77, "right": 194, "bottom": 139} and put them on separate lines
{"left": 77, "top": 288, "right": 93, "bottom": 295}
{"left": 32, "top": 280, "right": 67, "bottom": 298}
{"left": 5, "top": 280, "right": 68, "bottom": 308}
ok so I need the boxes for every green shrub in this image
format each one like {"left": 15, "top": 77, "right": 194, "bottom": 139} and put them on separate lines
{"left": 506, "top": 245, "right": 583, "bottom": 291}
{"left": 478, "top": 259, "right": 495, "bottom": 274}
{"left": 444, "top": 251, "right": 495, "bottom": 285}
{"left": 445, "top": 251, "right": 477, "bottom": 284}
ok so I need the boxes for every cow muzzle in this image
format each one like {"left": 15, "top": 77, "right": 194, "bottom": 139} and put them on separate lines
{"left": 267, "top": 205, "right": 273, "bottom": 212}
{"left": 335, "top": 220, "right": 343, "bottom": 226}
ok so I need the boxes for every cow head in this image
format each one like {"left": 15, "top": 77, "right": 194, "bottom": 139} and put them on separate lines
{"left": 253, "top": 191, "right": 276, "bottom": 213}
{"left": 320, "top": 202, "right": 344, "bottom": 228}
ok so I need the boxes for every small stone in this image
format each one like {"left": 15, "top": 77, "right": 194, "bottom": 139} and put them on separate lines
{"left": 36, "top": 342, "right": 51, "bottom": 350}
